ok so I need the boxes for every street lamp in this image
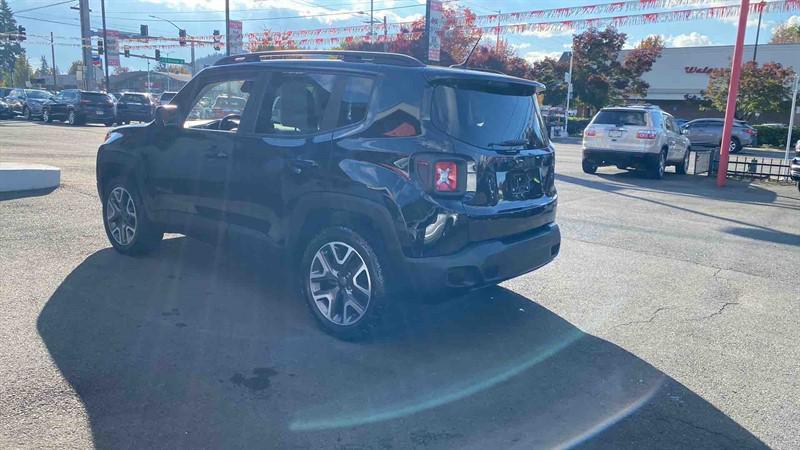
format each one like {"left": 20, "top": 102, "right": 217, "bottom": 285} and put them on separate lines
{"left": 149, "top": 15, "right": 195, "bottom": 74}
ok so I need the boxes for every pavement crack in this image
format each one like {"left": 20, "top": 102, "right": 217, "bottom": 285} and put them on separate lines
{"left": 698, "top": 302, "right": 739, "bottom": 321}
{"left": 661, "top": 416, "right": 742, "bottom": 445}
{"left": 615, "top": 307, "right": 670, "bottom": 328}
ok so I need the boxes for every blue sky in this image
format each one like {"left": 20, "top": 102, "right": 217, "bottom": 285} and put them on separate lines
{"left": 10, "top": 0, "right": 800, "bottom": 73}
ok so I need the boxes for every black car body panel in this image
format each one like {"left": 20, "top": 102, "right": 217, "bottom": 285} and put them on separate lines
{"left": 97, "top": 54, "right": 560, "bottom": 296}
{"left": 44, "top": 90, "right": 115, "bottom": 124}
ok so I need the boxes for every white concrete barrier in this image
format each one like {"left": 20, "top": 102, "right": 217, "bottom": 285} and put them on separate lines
{"left": 0, "top": 163, "right": 61, "bottom": 193}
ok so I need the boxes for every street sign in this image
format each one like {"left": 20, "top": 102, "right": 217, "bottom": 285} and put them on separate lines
{"left": 159, "top": 57, "right": 185, "bottom": 64}
{"left": 426, "top": 0, "right": 443, "bottom": 62}
{"left": 106, "top": 30, "right": 120, "bottom": 67}
{"left": 229, "top": 20, "right": 243, "bottom": 54}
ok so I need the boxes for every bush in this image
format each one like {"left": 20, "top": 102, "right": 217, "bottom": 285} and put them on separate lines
{"left": 567, "top": 117, "right": 592, "bottom": 136}
{"left": 753, "top": 125, "right": 800, "bottom": 148}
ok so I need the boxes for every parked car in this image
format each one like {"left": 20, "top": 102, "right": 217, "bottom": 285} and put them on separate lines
{"left": 210, "top": 95, "right": 247, "bottom": 119}
{"left": 681, "top": 118, "right": 757, "bottom": 153}
{"left": 42, "top": 89, "right": 115, "bottom": 126}
{"left": 791, "top": 139, "right": 800, "bottom": 192}
{"left": 582, "top": 105, "right": 691, "bottom": 178}
{"left": 675, "top": 118, "right": 689, "bottom": 128}
{"left": 158, "top": 91, "right": 177, "bottom": 105}
{"left": 0, "top": 98, "right": 12, "bottom": 119}
{"left": 0, "top": 87, "right": 12, "bottom": 100}
{"left": 115, "top": 92, "right": 156, "bottom": 124}
{"left": 95, "top": 50, "right": 561, "bottom": 339}
{"left": 5, "top": 88, "right": 53, "bottom": 120}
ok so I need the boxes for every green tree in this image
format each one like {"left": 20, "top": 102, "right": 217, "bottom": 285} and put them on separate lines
{"left": 529, "top": 56, "right": 568, "bottom": 106}
{"left": 12, "top": 54, "right": 32, "bottom": 87}
{"left": 35, "top": 55, "right": 51, "bottom": 78}
{"left": 0, "top": 0, "right": 24, "bottom": 74}
{"left": 702, "top": 62, "right": 795, "bottom": 121}
{"left": 770, "top": 20, "right": 800, "bottom": 44}
{"left": 68, "top": 60, "right": 83, "bottom": 75}
{"left": 570, "top": 28, "right": 663, "bottom": 112}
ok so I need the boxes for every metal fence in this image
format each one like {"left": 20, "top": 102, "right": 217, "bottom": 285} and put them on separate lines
{"left": 707, "top": 153, "right": 792, "bottom": 182}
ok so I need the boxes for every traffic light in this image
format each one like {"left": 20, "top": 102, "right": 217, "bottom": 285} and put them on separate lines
{"left": 154, "top": 49, "right": 160, "bottom": 61}
{"left": 140, "top": 24, "right": 148, "bottom": 37}
{"left": 97, "top": 39, "right": 104, "bottom": 55}
{"left": 179, "top": 29, "right": 187, "bottom": 47}
{"left": 123, "top": 45, "right": 130, "bottom": 58}
{"left": 18, "top": 25, "right": 26, "bottom": 41}
{"left": 212, "top": 30, "right": 222, "bottom": 52}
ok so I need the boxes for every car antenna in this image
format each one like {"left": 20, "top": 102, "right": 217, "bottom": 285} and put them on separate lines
{"left": 450, "top": 32, "right": 483, "bottom": 69}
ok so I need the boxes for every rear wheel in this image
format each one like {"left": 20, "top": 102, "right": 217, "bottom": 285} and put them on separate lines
{"left": 67, "top": 110, "right": 78, "bottom": 126}
{"left": 649, "top": 149, "right": 667, "bottom": 179}
{"left": 23, "top": 107, "right": 31, "bottom": 121}
{"left": 675, "top": 148, "right": 690, "bottom": 175}
{"left": 582, "top": 159, "right": 598, "bottom": 174}
{"left": 42, "top": 109, "right": 52, "bottom": 123}
{"left": 102, "top": 178, "right": 163, "bottom": 255}
{"left": 104, "top": 120, "right": 114, "bottom": 127}
{"left": 300, "top": 226, "right": 388, "bottom": 340}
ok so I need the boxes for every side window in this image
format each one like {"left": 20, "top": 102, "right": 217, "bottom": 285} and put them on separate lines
{"left": 184, "top": 78, "right": 253, "bottom": 131}
{"left": 337, "top": 76, "right": 374, "bottom": 127}
{"left": 256, "top": 73, "right": 335, "bottom": 135}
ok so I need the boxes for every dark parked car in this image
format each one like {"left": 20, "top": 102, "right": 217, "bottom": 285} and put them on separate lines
{"left": 0, "top": 88, "right": 13, "bottom": 119}
{"left": 43, "top": 89, "right": 115, "bottom": 126}
{"left": 5, "top": 88, "right": 53, "bottom": 119}
{"left": 96, "top": 50, "right": 560, "bottom": 339}
{"left": 115, "top": 92, "right": 156, "bottom": 124}
{"left": 681, "top": 118, "right": 757, "bottom": 153}
{"left": 0, "top": 87, "right": 11, "bottom": 100}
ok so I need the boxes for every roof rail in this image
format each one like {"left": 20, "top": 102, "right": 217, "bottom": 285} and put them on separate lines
{"left": 214, "top": 50, "right": 425, "bottom": 68}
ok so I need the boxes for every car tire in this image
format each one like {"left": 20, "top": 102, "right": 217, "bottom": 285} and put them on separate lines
{"left": 675, "top": 148, "right": 690, "bottom": 175}
{"left": 102, "top": 177, "right": 163, "bottom": 256}
{"left": 104, "top": 120, "right": 114, "bottom": 127}
{"left": 42, "top": 109, "right": 52, "bottom": 123}
{"left": 300, "top": 226, "right": 388, "bottom": 340}
{"left": 67, "top": 110, "right": 78, "bottom": 126}
{"left": 649, "top": 149, "right": 667, "bottom": 179}
{"left": 23, "top": 107, "right": 31, "bottom": 121}
{"left": 582, "top": 159, "right": 598, "bottom": 174}
{"left": 729, "top": 137, "right": 742, "bottom": 154}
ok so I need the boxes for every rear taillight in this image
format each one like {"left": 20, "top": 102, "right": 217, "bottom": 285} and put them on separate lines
{"left": 584, "top": 128, "right": 596, "bottom": 137}
{"left": 434, "top": 161, "right": 458, "bottom": 192}
{"left": 636, "top": 130, "right": 657, "bottom": 139}
{"left": 744, "top": 128, "right": 756, "bottom": 135}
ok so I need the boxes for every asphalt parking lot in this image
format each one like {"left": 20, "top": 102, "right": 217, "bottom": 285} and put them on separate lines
{"left": 1, "top": 119, "right": 799, "bottom": 449}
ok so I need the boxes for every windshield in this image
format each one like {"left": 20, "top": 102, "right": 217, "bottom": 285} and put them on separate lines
{"left": 160, "top": 93, "right": 176, "bottom": 102}
{"left": 592, "top": 110, "right": 647, "bottom": 126}
{"left": 122, "top": 94, "right": 148, "bottom": 104}
{"left": 26, "top": 90, "right": 52, "bottom": 99}
{"left": 214, "top": 97, "right": 246, "bottom": 109}
{"left": 431, "top": 81, "right": 548, "bottom": 149}
{"left": 83, "top": 92, "right": 111, "bottom": 103}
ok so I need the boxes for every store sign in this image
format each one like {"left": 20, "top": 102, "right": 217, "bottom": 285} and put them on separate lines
{"left": 106, "top": 30, "right": 120, "bottom": 67}
{"left": 229, "top": 20, "right": 244, "bottom": 55}
{"left": 684, "top": 66, "right": 722, "bottom": 74}
{"left": 427, "top": 0, "right": 443, "bottom": 62}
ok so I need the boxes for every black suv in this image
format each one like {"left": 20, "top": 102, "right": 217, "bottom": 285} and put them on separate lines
{"left": 96, "top": 51, "right": 560, "bottom": 339}
{"left": 43, "top": 89, "right": 115, "bottom": 126}
{"left": 115, "top": 92, "right": 156, "bottom": 124}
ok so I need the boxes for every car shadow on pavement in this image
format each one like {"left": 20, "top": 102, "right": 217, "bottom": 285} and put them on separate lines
{"left": 37, "top": 237, "right": 768, "bottom": 449}
{"left": 0, "top": 186, "right": 58, "bottom": 201}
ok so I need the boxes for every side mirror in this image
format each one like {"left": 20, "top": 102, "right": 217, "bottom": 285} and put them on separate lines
{"left": 154, "top": 104, "right": 179, "bottom": 127}
{"left": 681, "top": 127, "right": 689, "bottom": 135}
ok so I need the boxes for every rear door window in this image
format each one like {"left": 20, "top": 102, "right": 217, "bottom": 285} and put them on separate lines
{"left": 593, "top": 110, "right": 647, "bottom": 127}
{"left": 431, "top": 80, "right": 548, "bottom": 149}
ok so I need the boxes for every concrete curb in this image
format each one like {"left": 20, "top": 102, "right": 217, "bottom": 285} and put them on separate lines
{"left": 0, "top": 163, "right": 61, "bottom": 193}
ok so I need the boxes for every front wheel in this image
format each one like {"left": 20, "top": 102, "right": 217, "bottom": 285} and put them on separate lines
{"left": 23, "top": 107, "right": 31, "bottom": 121}
{"left": 42, "top": 109, "right": 52, "bottom": 123}
{"left": 67, "top": 110, "right": 78, "bottom": 126}
{"left": 675, "top": 148, "right": 690, "bottom": 175}
{"left": 102, "top": 178, "right": 163, "bottom": 255}
{"left": 729, "top": 137, "right": 742, "bottom": 154}
{"left": 300, "top": 226, "right": 388, "bottom": 340}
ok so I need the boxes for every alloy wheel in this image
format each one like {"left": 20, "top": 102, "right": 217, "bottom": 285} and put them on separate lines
{"left": 308, "top": 241, "right": 371, "bottom": 326}
{"left": 106, "top": 186, "right": 137, "bottom": 246}
{"left": 658, "top": 152, "right": 666, "bottom": 177}
{"left": 68, "top": 111, "right": 75, "bottom": 125}
{"left": 729, "top": 140, "right": 737, "bottom": 153}
{"left": 23, "top": 107, "right": 30, "bottom": 120}
{"left": 42, "top": 109, "right": 49, "bottom": 122}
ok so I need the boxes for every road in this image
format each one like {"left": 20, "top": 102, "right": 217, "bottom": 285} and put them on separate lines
{"left": 1, "top": 120, "right": 799, "bottom": 449}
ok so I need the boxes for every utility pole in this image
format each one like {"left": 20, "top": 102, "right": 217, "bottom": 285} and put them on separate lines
{"left": 50, "top": 32, "right": 57, "bottom": 88}
{"left": 369, "top": 0, "right": 374, "bottom": 42}
{"left": 496, "top": 10, "right": 501, "bottom": 51}
{"left": 564, "top": 50, "right": 574, "bottom": 136}
{"left": 100, "top": 0, "right": 110, "bottom": 92}
{"left": 225, "top": 0, "right": 231, "bottom": 56}
{"left": 753, "top": 1, "right": 765, "bottom": 62}
{"left": 78, "top": 0, "right": 94, "bottom": 89}
{"left": 383, "top": 16, "right": 388, "bottom": 52}
{"left": 190, "top": 40, "right": 196, "bottom": 74}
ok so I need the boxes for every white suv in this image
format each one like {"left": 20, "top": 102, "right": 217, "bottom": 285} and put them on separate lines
{"left": 582, "top": 106, "right": 690, "bottom": 179}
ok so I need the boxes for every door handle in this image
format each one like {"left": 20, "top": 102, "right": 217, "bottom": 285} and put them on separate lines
{"left": 288, "top": 159, "right": 318, "bottom": 174}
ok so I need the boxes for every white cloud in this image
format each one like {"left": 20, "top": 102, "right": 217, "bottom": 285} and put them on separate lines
{"left": 666, "top": 32, "right": 713, "bottom": 47}
{"left": 771, "top": 14, "right": 800, "bottom": 32}
{"left": 519, "top": 28, "right": 574, "bottom": 38}
{"left": 512, "top": 42, "right": 531, "bottom": 50}
{"left": 524, "top": 51, "right": 562, "bottom": 63}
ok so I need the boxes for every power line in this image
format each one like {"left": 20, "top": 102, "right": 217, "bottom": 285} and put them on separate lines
{"left": 14, "top": 0, "right": 76, "bottom": 14}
